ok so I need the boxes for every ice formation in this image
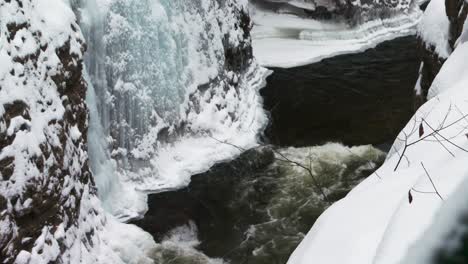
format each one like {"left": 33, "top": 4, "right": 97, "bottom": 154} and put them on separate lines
{"left": 250, "top": 0, "right": 423, "bottom": 67}
{"left": 74, "top": 0, "right": 269, "bottom": 221}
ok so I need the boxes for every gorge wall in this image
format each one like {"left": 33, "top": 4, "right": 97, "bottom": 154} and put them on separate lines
{"left": 0, "top": 0, "right": 99, "bottom": 262}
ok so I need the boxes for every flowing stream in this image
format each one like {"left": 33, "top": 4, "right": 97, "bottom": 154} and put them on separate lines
{"left": 135, "top": 144, "right": 386, "bottom": 264}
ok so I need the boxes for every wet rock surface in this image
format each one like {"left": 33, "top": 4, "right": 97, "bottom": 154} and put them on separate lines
{"left": 261, "top": 36, "right": 420, "bottom": 147}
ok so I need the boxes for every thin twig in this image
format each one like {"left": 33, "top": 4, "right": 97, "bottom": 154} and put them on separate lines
{"left": 394, "top": 110, "right": 468, "bottom": 171}
{"left": 411, "top": 187, "right": 437, "bottom": 194}
{"left": 421, "top": 162, "right": 444, "bottom": 201}
{"left": 437, "top": 103, "right": 452, "bottom": 130}
{"left": 273, "top": 150, "right": 330, "bottom": 202}
{"left": 394, "top": 132, "right": 409, "bottom": 171}
{"left": 209, "top": 135, "right": 246, "bottom": 152}
{"left": 423, "top": 119, "right": 468, "bottom": 153}
{"left": 407, "top": 113, "right": 468, "bottom": 147}
{"left": 431, "top": 133, "right": 456, "bottom": 157}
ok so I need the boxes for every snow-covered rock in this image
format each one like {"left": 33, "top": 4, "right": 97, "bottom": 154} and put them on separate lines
{"left": 287, "top": 2, "right": 468, "bottom": 264}
{"left": 0, "top": 1, "right": 156, "bottom": 263}
{"left": 415, "top": 0, "right": 467, "bottom": 104}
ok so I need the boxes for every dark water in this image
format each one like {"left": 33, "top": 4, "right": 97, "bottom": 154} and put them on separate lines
{"left": 134, "top": 36, "right": 420, "bottom": 264}
{"left": 134, "top": 145, "right": 386, "bottom": 264}
{"left": 260, "top": 36, "right": 420, "bottom": 147}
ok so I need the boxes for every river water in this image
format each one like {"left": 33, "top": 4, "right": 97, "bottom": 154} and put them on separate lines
{"left": 134, "top": 36, "right": 420, "bottom": 264}
{"left": 261, "top": 36, "right": 420, "bottom": 147}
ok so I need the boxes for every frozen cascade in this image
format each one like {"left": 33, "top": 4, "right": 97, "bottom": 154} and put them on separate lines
{"left": 85, "top": 70, "right": 122, "bottom": 211}
{"left": 75, "top": 0, "right": 269, "bottom": 220}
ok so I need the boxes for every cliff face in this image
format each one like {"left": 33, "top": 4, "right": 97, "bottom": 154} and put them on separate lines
{"left": 0, "top": 0, "right": 161, "bottom": 263}
{"left": 416, "top": 0, "right": 468, "bottom": 105}
{"left": 0, "top": 1, "right": 109, "bottom": 263}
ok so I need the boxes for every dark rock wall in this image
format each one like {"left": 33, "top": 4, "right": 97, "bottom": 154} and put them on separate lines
{"left": 416, "top": 42, "right": 446, "bottom": 105}
{"left": 221, "top": 4, "right": 254, "bottom": 73}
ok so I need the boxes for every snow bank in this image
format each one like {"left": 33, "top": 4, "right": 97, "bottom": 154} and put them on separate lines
{"left": 427, "top": 42, "right": 468, "bottom": 98}
{"left": 250, "top": 1, "right": 422, "bottom": 68}
{"left": 287, "top": 7, "right": 468, "bottom": 264}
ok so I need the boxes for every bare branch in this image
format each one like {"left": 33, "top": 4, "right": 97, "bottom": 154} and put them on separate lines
{"left": 411, "top": 187, "right": 437, "bottom": 194}
{"left": 437, "top": 103, "right": 452, "bottom": 130}
{"left": 394, "top": 107, "right": 468, "bottom": 171}
{"left": 394, "top": 132, "right": 409, "bottom": 171}
{"left": 209, "top": 135, "right": 246, "bottom": 152}
{"left": 423, "top": 119, "right": 468, "bottom": 153}
{"left": 273, "top": 150, "right": 330, "bottom": 203}
{"left": 421, "top": 162, "right": 444, "bottom": 201}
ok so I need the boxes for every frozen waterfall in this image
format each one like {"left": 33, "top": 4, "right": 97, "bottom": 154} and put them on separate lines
{"left": 76, "top": 0, "right": 269, "bottom": 220}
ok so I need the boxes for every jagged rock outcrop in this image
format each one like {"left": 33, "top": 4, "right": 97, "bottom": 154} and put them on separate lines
{"left": 416, "top": 0, "right": 468, "bottom": 105}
